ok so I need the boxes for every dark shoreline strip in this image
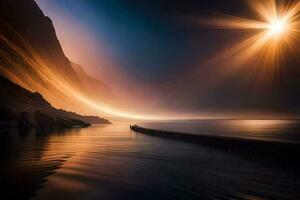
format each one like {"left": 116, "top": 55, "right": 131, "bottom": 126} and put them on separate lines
{"left": 130, "top": 125, "right": 300, "bottom": 161}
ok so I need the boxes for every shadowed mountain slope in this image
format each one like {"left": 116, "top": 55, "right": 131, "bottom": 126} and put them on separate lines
{"left": 0, "top": 75, "right": 110, "bottom": 128}
{"left": 71, "top": 62, "right": 115, "bottom": 104}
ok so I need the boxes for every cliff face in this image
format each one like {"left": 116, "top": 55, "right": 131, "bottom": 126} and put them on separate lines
{"left": 0, "top": 75, "right": 110, "bottom": 128}
{"left": 0, "top": 0, "right": 82, "bottom": 87}
{"left": 0, "top": 0, "right": 113, "bottom": 117}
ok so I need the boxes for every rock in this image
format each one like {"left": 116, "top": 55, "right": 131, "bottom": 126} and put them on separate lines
{"left": 34, "top": 111, "right": 56, "bottom": 128}
{"left": 17, "top": 112, "right": 34, "bottom": 129}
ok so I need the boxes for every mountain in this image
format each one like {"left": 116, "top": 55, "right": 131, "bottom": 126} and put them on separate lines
{"left": 0, "top": 75, "right": 110, "bottom": 129}
{"left": 0, "top": 0, "right": 82, "bottom": 87}
{"left": 0, "top": 0, "right": 113, "bottom": 116}
{"left": 71, "top": 62, "right": 115, "bottom": 104}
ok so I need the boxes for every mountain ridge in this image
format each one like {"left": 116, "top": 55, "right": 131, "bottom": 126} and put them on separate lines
{"left": 0, "top": 75, "right": 110, "bottom": 128}
{"left": 71, "top": 62, "right": 116, "bottom": 104}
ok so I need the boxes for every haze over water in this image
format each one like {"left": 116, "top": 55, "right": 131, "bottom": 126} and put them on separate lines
{"left": 1, "top": 121, "right": 300, "bottom": 200}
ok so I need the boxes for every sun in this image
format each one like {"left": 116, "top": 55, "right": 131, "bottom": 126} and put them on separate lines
{"left": 193, "top": 0, "right": 300, "bottom": 86}
{"left": 268, "top": 19, "right": 287, "bottom": 36}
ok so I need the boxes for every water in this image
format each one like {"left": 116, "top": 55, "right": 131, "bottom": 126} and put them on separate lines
{"left": 141, "top": 119, "right": 300, "bottom": 143}
{"left": 0, "top": 122, "right": 300, "bottom": 200}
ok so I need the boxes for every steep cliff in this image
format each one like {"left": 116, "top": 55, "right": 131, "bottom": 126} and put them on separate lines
{"left": 0, "top": 0, "right": 82, "bottom": 88}
{"left": 0, "top": 0, "right": 113, "bottom": 117}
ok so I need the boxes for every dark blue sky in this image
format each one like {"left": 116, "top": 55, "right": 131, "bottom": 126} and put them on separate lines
{"left": 37, "top": 0, "right": 245, "bottom": 84}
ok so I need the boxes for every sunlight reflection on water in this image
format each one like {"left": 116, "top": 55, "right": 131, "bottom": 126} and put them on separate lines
{"left": 0, "top": 122, "right": 299, "bottom": 200}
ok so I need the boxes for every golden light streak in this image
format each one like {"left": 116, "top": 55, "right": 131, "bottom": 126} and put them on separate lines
{"left": 0, "top": 24, "right": 157, "bottom": 120}
{"left": 1, "top": 27, "right": 192, "bottom": 120}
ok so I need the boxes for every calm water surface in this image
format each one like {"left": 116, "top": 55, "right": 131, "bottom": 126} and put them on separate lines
{"left": 141, "top": 119, "right": 300, "bottom": 143}
{"left": 0, "top": 121, "right": 299, "bottom": 200}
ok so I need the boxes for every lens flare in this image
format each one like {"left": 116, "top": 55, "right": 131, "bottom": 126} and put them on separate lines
{"left": 194, "top": 0, "right": 300, "bottom": 83}
{"left": 268, "top": 19, "right": 287, "bottom": 36}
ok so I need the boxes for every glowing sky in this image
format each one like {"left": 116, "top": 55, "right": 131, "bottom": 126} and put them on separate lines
{"left": 35, "top": 0, "right": 300, "bottom": 118}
